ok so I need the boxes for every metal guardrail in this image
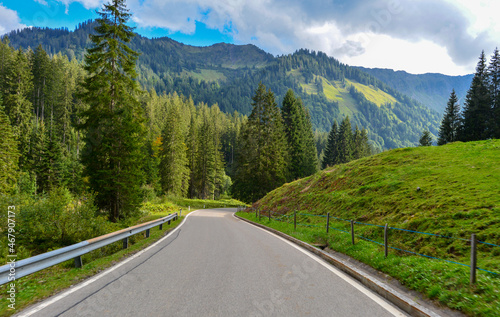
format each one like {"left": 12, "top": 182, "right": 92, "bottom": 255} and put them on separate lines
{"left": 0, "top": 213, "right": 178, "bottom": 285}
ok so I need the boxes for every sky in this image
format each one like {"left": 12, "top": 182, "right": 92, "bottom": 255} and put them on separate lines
{"left": 0, "top": 0, "right": 499, "bottom": 76}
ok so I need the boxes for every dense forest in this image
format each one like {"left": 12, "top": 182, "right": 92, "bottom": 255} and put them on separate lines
{"left": 0, "top": 0, "right": 322, "bottom": 232}
{"left": 5, "top": 21, "right": 441, "bottom": 150}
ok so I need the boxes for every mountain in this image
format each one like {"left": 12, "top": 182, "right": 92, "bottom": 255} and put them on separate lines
{"left": 4, "top": 21, "right": 440, "bottom": 150}
{"left": 356, "top": 67, "right": 473, "bottom": 114}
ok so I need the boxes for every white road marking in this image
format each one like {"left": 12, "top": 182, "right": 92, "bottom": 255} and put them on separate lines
{"left": 234, "top": 213, "right": 408, "bottom": 317}
{"left": 17, "top": 211, "right": 199, "bottom": 317}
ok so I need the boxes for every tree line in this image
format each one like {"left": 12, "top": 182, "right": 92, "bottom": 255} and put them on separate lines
{"left": 438, "top": 49, "right": 500, "bottom": 144}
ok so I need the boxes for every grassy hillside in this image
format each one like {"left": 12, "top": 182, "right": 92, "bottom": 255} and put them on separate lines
{"left": 244, "top": 140, "right": 500, "bottom": 316}
{"left": 256, "top": 140, "right": 500, "bottom": 267}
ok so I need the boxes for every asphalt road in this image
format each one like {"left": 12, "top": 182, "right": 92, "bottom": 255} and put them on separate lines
{"left": 18, "top": 209, "right": 409, "bottom": 317}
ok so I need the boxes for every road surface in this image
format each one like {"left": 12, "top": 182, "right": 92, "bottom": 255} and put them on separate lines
{"left": 18, "top": 209, "right": 408, "bottom": 317}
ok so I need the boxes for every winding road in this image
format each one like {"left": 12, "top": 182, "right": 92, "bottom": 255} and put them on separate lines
{"left": 17, "top": 209, "right": 409, "bottom": 317}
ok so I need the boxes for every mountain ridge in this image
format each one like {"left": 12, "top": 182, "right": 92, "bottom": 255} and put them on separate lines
{"left": 3, "top": 21, "right": 447, "bottom": 150}
{"left": 355, "top": 66, "right": 473, "bottom": 114}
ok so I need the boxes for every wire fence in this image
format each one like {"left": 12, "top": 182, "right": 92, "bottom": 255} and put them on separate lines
{"left": 240, "top": 207, "right": 500, "bottom": 284}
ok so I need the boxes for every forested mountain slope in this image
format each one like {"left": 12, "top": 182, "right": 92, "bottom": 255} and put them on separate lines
{"left": 5, "top": 21, "right": 440, "bottom": 149}
{"left": 357, "top": 67, "right": 473, "bottom": 114}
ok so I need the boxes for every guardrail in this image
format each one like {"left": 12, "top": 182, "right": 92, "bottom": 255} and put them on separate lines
{"left": 0, "top": 213, "right": 178, "bottom": 285}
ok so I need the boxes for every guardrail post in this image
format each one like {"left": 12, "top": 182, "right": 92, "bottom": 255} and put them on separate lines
{"left": 189, "top": 206, "right": 191, "bottom": 211}
{"left": 351, "top": 220, "right": 355, "bottom": 245}
{"left": 123, "top": 237, "right": 129, "bottom": 249}
{"left": 145, "top": 229, "right": 150, "bottom": 238}
{"left": 470, "top": 234, "right": 477, "bottom": 285}
{"left": 326, "top": 212, "right": 330, "bottom": 233}
{"left": 74, "top": 256, "right": 83, "bottom": 268}
{"left": 384, "top": 224, "right": 388, "bottom": 258}
{"left": 159, "top": 223, "right": 163, "bottom": 230}
{"left": 180, "top": 209, "right": 182, "bottom": 217}
{"left": 294, "top": 210, "right": 297, "bottom": 230}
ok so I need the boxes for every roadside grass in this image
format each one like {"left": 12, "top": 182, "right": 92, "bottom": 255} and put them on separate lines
{"left": 0, "top": 196, "right": 244, "bottom": 316}
{"left": 237, "top": 212, "right": 500, "bottom": 317}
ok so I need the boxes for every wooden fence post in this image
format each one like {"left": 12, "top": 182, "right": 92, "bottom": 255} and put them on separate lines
{"left": 470, "top": 234, "right": 477, "bottom": 285}
{"left": 384, "top": 224, "right": 388, "bottom": 258}
{"left": 351, "top": 220, "right": 355, "bottom": 245}
{"left": 326, "top": 212, "right": 330, "bottom": 233}
{"left": 294, "top": 210, "right": 297, "bottom": 230}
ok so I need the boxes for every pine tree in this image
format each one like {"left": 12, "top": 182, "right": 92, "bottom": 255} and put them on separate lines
{"left": 281, "top": 89, "right": 305, "bottom": 180}
{"left": 438, "top": 90, "right": 461, "bottom": 145}
{"left": 233, "top": 83, "right": 288, "bottom": 202}
{"left": 461, "top": 51, "right": 492, "bottom": 141}
{"left": 0, "top": 105, "right": 19, "bottom": 194}
{"left": 337, "top": 116, "right": 353, "bottom": 163}
{"left": 301, "top": 107, "right": 318, "bottom": 175}
{"left": 419, "top": 130, "right": 433, "bottom": 146}
{"left": 0, "top": 37, "right": 14, "bottom": 103}
{"left": 159, "top": 104, "right": 190, "bottom": 197}
{"left": 322, "top": 120, "right": 338, "bottom": 168}
{"left": 31, "top": 45, "right": 51, "bottom": 122}
{"left": 3, "top": 49, "right": 33, "bottom": 170}
{"left": 79, "top": 0, "right": 145, "bottom": 221}
{"left": 488, "top": 48, "right": 500, "bottom": 138}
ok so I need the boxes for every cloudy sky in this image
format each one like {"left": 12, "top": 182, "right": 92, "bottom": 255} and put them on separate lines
{"left": 1, "top": 0, "right": 499, "bottom": 75}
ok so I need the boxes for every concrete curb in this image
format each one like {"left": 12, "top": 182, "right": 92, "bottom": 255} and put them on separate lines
{"left": 235, "top": 214, "right": 443, "bottom": 317}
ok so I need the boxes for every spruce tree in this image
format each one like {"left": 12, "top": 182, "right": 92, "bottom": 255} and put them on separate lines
{"left": 3, "top": 49, "right": 33, "bottom": 170}
{"left": 159, "top": 104, "right": 190, "bottom": 197}
{"left": 488, "top": 48, "right": 500, "bottom": 138}
{"left": 337, "top": 117, "right": 353, "bottom": 164}
{"left": 282, "top": 89, "right": 305, "bottom": 180}
{"left": 79, "top": 0, "right": 145, "bottom": 221}
{"left": 281, "top": 89, "right": 318, "bottom": 180}
{"left": 419, "top": 130, "right": 433, "bottom": 146}
{"left": 322, "top": 121, "right": 338, "bottom": 168}
{"left": 0, "top": 105, "right": 19, "bottom": 194}
{"left": 187, "top": 112, "right": 200, "bottom": 198}
{"left": 461, "top": 51, "right": 492, "bottom": 141}
{"left": 438, "top": 89, "right": 461, "bottom": 145}
{"left": 31, "top": 45, "right": 51, "bottom": 122}
{"left": 233, "top": 83, "right": 287, "bottom": 202}
{"left": 301, "top": 108, "right": 319, "bottom": 176}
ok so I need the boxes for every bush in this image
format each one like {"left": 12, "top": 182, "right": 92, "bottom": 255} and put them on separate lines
{"left": 0, "top": 188, "right": 117, "bottom": 255}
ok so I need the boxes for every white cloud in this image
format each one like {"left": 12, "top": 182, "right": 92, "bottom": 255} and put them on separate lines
{"left": 35, "top": 0, "right": 49, "bottom": 5}
{"left": 0, "top": 5, "right": 26, "bottom": 35}
{"left": 342, "top": 34, "right": 471, "bottom": 75}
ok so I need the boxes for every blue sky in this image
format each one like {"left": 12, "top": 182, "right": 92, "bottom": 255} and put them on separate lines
{"left": 0, "top": 0, "right": 232, "bottom": 46}
{"left": 1, "top": 0, "right": 499, "bottom": 75}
